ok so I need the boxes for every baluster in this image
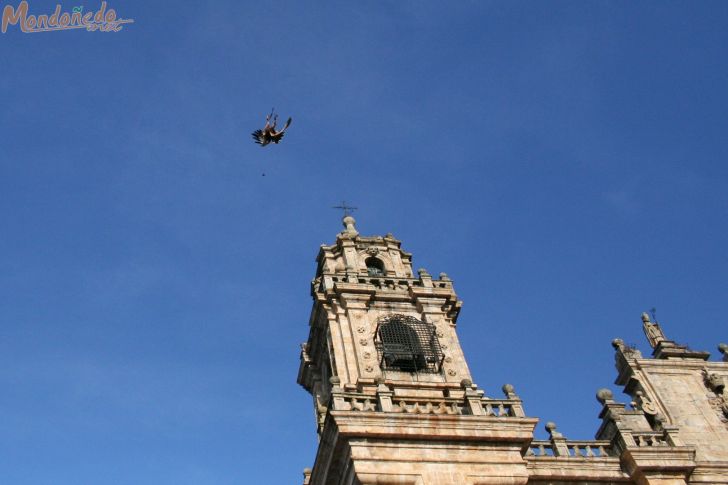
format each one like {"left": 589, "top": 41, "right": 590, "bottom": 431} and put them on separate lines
{"left": 525, "top": 447, "right": 534, "bottom": 456}
{"left": 484, "top": 403, "right": 494, "bottom": 416}
{"left": 585, "top": 445, "right": 595, "bottom": 457}
{"left": 538, "top": 444, "right": 546, "bottom": 456}
{"left": 597, "top": 445, "right": 606, "bottom": 456}
{"left": 497, "top": 403, "right": 506, "bottom": 416}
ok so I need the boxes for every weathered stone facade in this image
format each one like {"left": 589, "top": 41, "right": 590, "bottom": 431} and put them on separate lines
{"left": 297, "top": 218, "right": 728, "bottom": 485}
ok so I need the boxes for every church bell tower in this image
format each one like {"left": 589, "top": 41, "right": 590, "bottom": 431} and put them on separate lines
{"left": 297, "top": 216, "right": 538, "bottom": 485}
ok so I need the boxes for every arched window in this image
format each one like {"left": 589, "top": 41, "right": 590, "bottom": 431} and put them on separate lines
{"left": 365, "top": 257, "right": 385, "bottom": 277}
{"left": 375, "top": 314, "right": 444, "bottom": 373}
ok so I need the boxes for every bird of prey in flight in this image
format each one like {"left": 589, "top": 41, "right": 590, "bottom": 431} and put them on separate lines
{"left": 252, "top": 109, "right": 292, "bottom": 146}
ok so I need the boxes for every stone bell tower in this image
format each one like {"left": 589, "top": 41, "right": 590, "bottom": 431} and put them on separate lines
{"left": 297, "top": 216, "right": 538, "bottom": 485}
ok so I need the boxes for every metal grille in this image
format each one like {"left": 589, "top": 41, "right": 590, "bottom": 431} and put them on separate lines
{"left": 374, "top": 314, "right": 444, "bottom": 373}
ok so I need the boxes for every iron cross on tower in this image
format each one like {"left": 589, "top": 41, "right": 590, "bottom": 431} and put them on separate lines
{"left": 332, "top": 201, "right": 358, "bottom": 217}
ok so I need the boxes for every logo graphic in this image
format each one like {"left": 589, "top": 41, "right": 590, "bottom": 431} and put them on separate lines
{"left": 2, "top": 1, "right": 134, "bottom": 33}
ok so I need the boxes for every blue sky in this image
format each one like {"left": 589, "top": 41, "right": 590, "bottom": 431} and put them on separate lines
{"left": 1, "top": 1, "right": 727, "bottom": 483}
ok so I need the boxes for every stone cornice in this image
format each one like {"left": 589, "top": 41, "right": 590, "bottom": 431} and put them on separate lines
{"left": 621, "top": 446, "right": 696, "bottom": 477}
{"left": 332, "top": 282, "right": 377, "bottom": 296}
{"left": 330, "top": 411, "right": 537, "bottom": 445}
{"left": 690, "top": 460, "right": 728, "bottom": 483}
{"left": 633, "top": 358, "right": 728, "bottom": 372}
{"left": 615, "top": 356, "right": 728, "bottom": 386}
{"left": 525, "top": 456, "right": 628, "bottom": 481}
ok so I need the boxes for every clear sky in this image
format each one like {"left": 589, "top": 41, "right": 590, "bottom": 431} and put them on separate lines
{"left": 1, "top": 1, "right": 727, "bottom": 483}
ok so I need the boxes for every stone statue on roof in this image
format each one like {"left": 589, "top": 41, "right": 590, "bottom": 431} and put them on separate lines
{"left": 642, "top": 312, "right": 667, "bottom": 349}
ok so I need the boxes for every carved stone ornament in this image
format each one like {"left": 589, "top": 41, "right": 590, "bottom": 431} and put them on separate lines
{"left": 365, "top": 365, "right": 374, "bottom": 373}
{"left": 363, "top": 351, "right": 371, "bottom": 360}
{"left": 359, "top": 338, "right": 368, "bottom": 346}
{"left": 444, "top": 356, "right": 452, "bottom": 363}
{"left": 447, "top": 369, "right": 457, "bottom": 376}
{"left": 633, "top": 390, "right": 658, "bottom": 415}
{"left": 702, "top": 369, "right": 728, "bottom": 422}
{"left": 365, "top": 247, "right": 379, "bottom": 256}
{"left": 357, "top": 326, "right": 366, "bottom": 333}
{"left": 703, "top": 369, "right": 726, "bottom": 395}
{"left": 436, "top": 331, "right": 444, "bottom": 338}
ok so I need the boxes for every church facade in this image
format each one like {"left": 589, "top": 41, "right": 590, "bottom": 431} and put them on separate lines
{"left": 297, "top": 217, "right": 728, "bottom": 485}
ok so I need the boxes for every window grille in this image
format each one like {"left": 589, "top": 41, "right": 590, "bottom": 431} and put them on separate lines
{"left": 374, "top": 314, "right": 444, "bottom": 373}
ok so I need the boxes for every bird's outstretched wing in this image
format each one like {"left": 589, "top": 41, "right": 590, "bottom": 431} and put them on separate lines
{"left": 270, "top": 117, "right": 292, "bottom": 144}
{"left": 251, "top": 129, "right": 268, "bottom": 146}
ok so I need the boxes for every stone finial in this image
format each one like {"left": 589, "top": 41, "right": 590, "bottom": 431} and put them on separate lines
{"left": 502, "top": 383, "right": 517, "bottom": 398}
{"left": 597, "top": 388, "right": 614, "bottom": 404}
{"left": 303, "top": 468, "right": 312, "bottom": 485}
{"left": 612, "top": 338, "right": 643, "bottom": 359}
{"left": 342, "top": 215, "right": 359, "bottom": 237}
{"left": 641, "top": 312, "right": 650, "bottom": 323}
{"left": 460, "top": 378, "right": 473, "bottom": 389}
{"left": 719, "top": 343, "right": 728, "bottom": 362}
{"left": 330, "top": 376, "right": 341, "bottom": 386}
{"left": 439, "top": 272, "right": 450, "bottom": 281}
{"left": 545, "top": 422, "right": 563, "bottom": 438}
{"left": 418, "top": 268, "right": 430, "bottom": 277}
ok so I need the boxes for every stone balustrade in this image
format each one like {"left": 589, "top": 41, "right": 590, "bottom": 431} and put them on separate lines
{"left": 316, "top": 275, "right": 454, "bottom": 293}
{"left": 526, "top": 440, "right": 613, "bottom": 458}
{"left": 631, "top": 431, "right": 669, "bottom": 447}
{"left": 331, "top": 391, "right": 519, "bottom": 417}
{"left": 385, "top": 397, "right": 463, "bottom": 415}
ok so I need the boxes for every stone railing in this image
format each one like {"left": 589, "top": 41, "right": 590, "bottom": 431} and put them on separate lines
{"left": 631, "top": 431, "right": 669, "bottom": 447}
{"left": 357, "top": 395, "right": 464, "bottom": 415}
{"left": 316, "top": 275, "right": 454, "bottom": 293}
{"left": 331, "top": 389, "right": 522, "bottom": 417}
{"left": 524, "top": 422, "right": 614, "bottom": 458}
{"left": 526, "top": 440, "right": 613, "bottom": 458}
